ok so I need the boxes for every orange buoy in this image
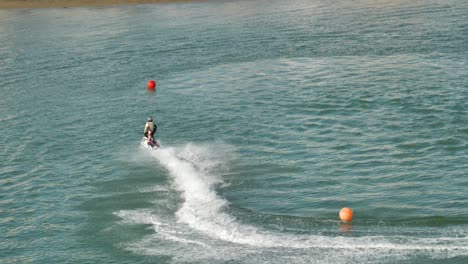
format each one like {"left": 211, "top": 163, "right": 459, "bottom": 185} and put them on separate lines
{"left": 339, "top": 207, "right": 353, "bottom": 223}
{"left": 147, "top": 80, "right": 156, "bottom": 89}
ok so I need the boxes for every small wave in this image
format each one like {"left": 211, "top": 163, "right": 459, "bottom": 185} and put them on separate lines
{"left": 0, "top": 114, "right": 17, "bottom": 122}
{"left": 137, "top": 185, "right": 170, "bottom": 193}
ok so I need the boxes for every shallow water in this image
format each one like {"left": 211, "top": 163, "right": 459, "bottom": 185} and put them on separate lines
{"left": 1, "top": 0, "right": 467, "bottom": 263}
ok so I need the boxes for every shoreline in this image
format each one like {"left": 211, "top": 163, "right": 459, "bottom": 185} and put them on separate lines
{"left": 0, "top": 0, "right": 202, "bottom": 9}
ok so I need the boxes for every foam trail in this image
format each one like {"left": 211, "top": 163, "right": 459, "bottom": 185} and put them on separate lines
{"left": 151, "top": 144, "right": 284, "bottom": 247}
{"left": 149, "top": 143, "right": 468, "bottom": 254}
{"left": 113, "top": 143, "right": 468, "bottom": 263}
{"left": 152, "top": 145, "right": 247, "bottom": 240}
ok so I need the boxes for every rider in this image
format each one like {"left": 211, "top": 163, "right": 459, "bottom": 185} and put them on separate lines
{"left": 144, "top": 117, "right": 157, "bottom": 139}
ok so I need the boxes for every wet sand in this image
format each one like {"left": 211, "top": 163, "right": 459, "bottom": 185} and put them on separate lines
{"left": 0, "top": 0, "right": 201, "bottom": 9}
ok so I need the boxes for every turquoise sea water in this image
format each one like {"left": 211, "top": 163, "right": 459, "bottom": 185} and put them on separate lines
{"left": 1, "top": 0, "right": 467, "bottom": 263}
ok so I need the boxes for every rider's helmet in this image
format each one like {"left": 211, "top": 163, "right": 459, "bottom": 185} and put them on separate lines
{"left": 147, "top": 117, "right": 153, "bottom": 122}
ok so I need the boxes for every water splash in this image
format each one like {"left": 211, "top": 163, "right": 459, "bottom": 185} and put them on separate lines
{"left": 114, "top": 143, "right": 468, "bottom": 263}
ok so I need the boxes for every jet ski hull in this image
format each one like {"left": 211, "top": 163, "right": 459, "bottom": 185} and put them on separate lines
{"left": 140, "top": 137, "right": 160, "bottom": 150}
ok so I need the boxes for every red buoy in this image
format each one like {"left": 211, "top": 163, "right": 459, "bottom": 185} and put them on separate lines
{"left": 147, "top": 80, "right": 156, "bottom": 89}
{"left": 339, "top": 207, "right": 354, "bottom": 223}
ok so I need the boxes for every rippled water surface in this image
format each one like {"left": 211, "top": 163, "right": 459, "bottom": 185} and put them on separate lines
{"left": 1, "top": 0, "right": 467, "bottom": 263}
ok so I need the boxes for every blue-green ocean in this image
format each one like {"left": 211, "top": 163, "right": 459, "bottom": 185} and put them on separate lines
{"left": 1, "top": 0, "right": 467, "bottom": 263}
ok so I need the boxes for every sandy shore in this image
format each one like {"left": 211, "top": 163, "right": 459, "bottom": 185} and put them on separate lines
{"left": 0, "top": 0, "right": 201, "bottom": 9}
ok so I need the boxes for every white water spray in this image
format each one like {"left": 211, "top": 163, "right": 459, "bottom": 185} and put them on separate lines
{"left": 115, "top": 143, "right": 468, "bottom": 262}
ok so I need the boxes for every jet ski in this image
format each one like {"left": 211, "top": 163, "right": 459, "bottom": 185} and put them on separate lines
{"left": 140, "top": 136, "right": 160, "bottom": 150}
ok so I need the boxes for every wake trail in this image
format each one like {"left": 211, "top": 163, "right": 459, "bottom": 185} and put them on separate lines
{"left": 147, "top": 143, "right": 468, "bottom": 254}
{"left": 113, "top": 142, "right": 468, "bottom": 263}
